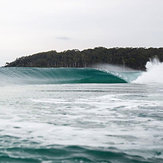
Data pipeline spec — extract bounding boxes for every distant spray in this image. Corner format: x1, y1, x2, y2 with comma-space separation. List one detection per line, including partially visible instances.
134, 58, 163, 84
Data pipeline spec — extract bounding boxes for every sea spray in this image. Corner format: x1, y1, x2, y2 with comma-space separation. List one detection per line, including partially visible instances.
93, 64, 141, 83
134, 58, 163, 84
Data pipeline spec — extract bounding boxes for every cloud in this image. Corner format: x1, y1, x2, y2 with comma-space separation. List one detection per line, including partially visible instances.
56, 37, 71, 40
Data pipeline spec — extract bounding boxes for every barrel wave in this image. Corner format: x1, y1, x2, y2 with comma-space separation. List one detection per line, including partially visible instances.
0, 67, 128, 85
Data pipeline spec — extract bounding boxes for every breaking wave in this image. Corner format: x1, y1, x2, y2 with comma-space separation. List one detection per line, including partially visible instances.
2, 59, 162, 85
134, 58, 163, 84
0, 67, 136, 85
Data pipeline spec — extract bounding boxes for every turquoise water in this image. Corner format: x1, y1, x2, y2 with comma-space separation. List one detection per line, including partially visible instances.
0, 67, 163, 163
0, 67, 129, 84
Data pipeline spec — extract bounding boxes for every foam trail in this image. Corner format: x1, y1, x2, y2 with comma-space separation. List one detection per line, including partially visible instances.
134, 58, 163, 84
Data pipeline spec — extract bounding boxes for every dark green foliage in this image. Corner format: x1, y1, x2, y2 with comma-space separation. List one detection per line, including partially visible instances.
5, 47, 163, 70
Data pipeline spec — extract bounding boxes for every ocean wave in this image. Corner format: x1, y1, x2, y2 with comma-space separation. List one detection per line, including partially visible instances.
0, 67, 128, 85
0, 145, 161, 163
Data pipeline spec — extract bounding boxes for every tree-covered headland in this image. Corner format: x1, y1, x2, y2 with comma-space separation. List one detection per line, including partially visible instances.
5, 47, 163, 70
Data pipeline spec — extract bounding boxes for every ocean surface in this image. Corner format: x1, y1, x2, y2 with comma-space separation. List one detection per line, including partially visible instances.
0, 60, 163, 163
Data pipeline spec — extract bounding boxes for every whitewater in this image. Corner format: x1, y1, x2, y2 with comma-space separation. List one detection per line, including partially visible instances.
0, 60, 163, 163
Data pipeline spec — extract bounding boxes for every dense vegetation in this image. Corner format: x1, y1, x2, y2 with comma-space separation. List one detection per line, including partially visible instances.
5, 47, 163, 70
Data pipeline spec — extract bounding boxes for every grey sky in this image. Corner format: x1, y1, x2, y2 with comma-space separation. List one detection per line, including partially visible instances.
0, 0, 163, 66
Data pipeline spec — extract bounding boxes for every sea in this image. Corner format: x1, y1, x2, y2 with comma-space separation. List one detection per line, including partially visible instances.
0, 59, 163, 163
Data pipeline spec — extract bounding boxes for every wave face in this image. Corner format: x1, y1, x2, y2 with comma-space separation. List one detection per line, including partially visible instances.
0, 67, 129, 85
134, 58, 163, 84
0, 145, 159, 163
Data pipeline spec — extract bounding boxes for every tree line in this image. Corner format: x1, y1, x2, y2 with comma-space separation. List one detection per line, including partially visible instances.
5, 47, 163, 70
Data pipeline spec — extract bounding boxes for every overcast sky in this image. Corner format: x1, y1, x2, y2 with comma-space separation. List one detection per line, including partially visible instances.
0, 0, 163, 66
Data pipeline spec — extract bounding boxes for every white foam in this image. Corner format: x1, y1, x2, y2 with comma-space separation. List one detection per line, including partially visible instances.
134, 58, 163, 84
